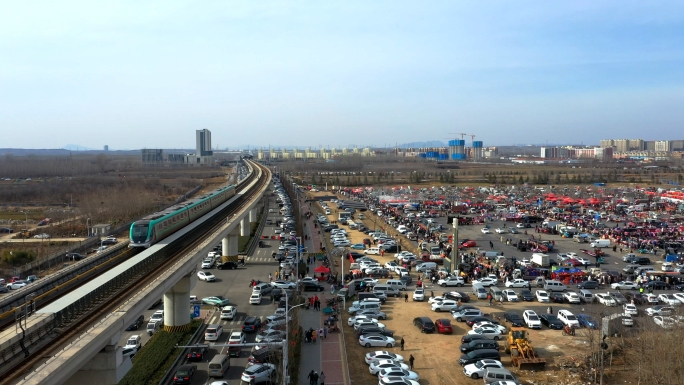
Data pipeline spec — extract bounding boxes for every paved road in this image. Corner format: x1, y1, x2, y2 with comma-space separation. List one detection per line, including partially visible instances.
115, 192, 282, 385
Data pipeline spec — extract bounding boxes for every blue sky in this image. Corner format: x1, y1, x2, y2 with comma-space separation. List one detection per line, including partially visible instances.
1, 1, 683, 150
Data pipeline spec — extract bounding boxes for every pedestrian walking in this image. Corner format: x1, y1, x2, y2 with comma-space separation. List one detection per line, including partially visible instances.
319, 327, 324, 340
409, 355, 415, 369
320, 372, 326, 385
400, 337, 405, 351
268, 273, 272, 282
313, 372, 319, 385
404, 294, 408, 302
312, 330, 317, 343
547, 306, 553, 315
323, 326, 327, 339
308, 370, 315, 385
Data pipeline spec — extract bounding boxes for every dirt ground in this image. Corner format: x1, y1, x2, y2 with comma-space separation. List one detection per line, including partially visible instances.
309, 191, 593, 385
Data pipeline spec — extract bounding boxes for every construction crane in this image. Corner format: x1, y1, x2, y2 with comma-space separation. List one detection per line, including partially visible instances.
449, 133, 467, 140
468, 134, 476, 146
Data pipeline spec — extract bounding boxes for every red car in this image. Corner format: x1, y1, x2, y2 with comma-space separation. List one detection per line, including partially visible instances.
564, 259, 583, 267
435, 318, 453, 334
460, 240, 477, 248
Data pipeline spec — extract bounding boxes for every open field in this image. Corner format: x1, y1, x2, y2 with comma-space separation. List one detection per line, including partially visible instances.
270, 156, 684, 188
0, 153, 237, 273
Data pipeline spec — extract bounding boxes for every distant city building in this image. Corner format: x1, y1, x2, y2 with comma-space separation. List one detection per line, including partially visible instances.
655, 140, 672, 152
613, 139, 629, 153
196, 129, 213, 156
257, 147, 375, 160
629, 139, 645, 151
141, 149, 165, 166
601, 138, 684, 154
104, 145, 109, 151
540, 146, 612, 160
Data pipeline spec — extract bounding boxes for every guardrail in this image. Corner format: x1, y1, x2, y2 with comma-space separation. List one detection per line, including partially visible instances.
157, 320, 207, 385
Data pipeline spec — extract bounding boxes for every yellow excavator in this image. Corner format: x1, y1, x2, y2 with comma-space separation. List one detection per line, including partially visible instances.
504, 328, 546, 370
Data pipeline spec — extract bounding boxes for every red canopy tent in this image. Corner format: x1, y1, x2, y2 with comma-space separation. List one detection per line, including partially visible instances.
314, 265, 331, 281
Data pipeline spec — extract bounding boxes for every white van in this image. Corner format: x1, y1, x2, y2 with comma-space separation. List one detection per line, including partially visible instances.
590, 239, 611, 248
208, 354, 230, 377
373, 285, 401, 298
544, 280, 567, 292
386, 279, 407, 291
635, 266, 655, 275
364, 247, 381, 255
348, 302, 381, 314
358, 213, 365, 219
471, 283, 488, 299
416, 262, 437, 272
483, 367, 518, 384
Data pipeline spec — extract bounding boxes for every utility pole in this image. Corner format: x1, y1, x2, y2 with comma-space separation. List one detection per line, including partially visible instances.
452, 218, 458, 273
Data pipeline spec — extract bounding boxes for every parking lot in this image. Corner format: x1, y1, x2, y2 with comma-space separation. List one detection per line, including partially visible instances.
308, 189, 683, 385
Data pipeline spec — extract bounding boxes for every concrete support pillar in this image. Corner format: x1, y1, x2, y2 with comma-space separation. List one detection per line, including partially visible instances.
240, 216, 249, 237
65, 336, 130, 385
163, 273, 193, 331
249, 207, 258, 224
223, 227, 240, 262
222, 237, 229, 258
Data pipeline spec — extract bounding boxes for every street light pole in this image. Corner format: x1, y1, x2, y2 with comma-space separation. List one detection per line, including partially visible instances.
297, 236, 302, 267
86, 217, 91, 238
21, 211, 27, 243
452, 218, 458, 274
283, 295, 305, 385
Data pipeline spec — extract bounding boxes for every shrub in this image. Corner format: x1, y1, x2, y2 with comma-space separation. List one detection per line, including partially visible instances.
1, 250, 36, 265
119, 320, 201, 385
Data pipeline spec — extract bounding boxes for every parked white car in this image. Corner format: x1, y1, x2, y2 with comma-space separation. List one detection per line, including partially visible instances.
197, 271, 216, 282
437, 277, 465, 287
502, 289, 519, 302
595, 293, 617, 306
563, 292, 581, 304
431, 300, 459, 312
359, 335, 396, 348
535, 290, 550, 302
523, 310, 542, 329
505, 279, 530, 288
623, 304, 638, 316
658, 294, 682, 306
462, 359, 504, 379
611, 281, 638, 290
557, 310, 580, 328
368, 359, 410, 375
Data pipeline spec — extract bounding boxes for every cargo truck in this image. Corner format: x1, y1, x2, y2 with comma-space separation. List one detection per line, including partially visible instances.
531, 253, 550, 267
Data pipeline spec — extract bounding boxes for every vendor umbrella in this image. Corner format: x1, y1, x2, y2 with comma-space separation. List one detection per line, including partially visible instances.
314, 265, 330, 273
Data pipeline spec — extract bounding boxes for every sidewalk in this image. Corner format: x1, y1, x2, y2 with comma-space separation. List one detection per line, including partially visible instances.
297, 195, 348, 385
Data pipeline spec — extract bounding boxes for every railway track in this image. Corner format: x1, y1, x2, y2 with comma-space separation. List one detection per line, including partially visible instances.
0, 161, 270, 385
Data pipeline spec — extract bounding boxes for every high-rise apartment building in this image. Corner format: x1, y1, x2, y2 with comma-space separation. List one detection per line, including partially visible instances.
628, 139, 644, 151
655, 141, 672, 152
196, 129, 213, 156
613, 139, 629, 153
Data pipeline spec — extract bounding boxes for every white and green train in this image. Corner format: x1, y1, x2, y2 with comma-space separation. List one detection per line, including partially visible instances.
129, 184, 237, 248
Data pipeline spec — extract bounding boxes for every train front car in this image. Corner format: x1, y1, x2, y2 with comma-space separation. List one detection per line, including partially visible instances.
129, 220, 153, 248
